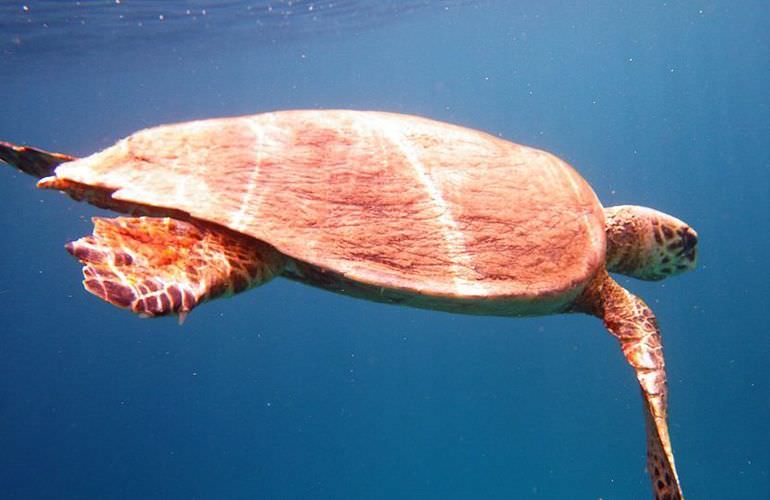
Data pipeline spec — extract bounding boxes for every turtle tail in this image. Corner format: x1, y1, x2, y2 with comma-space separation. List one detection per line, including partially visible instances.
0, 141, 75, 179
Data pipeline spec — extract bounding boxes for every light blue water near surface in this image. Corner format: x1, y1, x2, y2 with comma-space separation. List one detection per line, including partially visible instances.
0, 1, 768, 498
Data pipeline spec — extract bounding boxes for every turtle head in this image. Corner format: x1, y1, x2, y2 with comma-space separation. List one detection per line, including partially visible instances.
604, 205, 698, 281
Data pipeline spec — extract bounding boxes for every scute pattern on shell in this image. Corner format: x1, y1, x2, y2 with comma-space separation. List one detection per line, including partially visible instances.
50, 110, 606, 303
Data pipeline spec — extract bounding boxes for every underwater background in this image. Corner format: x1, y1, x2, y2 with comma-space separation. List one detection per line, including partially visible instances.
0, 1, 768, 498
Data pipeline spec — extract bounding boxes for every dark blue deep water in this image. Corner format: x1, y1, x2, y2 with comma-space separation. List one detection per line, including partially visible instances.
1, 1, 768, 498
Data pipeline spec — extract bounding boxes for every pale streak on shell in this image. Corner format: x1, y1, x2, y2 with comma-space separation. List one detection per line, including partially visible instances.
368, 113, 487, 297
229, 116, 268, 232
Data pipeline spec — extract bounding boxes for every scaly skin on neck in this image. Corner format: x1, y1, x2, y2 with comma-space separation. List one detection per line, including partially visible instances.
604, 205, 697, 281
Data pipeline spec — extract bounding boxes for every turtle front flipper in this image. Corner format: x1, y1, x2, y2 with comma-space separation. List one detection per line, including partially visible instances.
0, 141, 75, 178
578, 270, 684, 499
66, 217, 285, 320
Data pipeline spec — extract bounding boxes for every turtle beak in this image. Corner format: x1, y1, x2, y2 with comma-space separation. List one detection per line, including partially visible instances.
678, 227, 698, 263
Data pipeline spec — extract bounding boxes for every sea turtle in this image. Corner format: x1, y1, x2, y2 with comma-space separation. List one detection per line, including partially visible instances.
1, 110, 696, 499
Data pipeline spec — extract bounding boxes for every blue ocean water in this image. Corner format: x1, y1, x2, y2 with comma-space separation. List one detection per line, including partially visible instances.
0, 1, 768, 498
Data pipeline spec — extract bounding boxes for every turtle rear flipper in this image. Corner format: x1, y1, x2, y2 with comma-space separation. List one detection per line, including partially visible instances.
0, 141, 74, 178
66, 217, 285, 319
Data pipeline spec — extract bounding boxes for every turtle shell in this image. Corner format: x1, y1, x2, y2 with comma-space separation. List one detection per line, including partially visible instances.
48, 110, 606, 305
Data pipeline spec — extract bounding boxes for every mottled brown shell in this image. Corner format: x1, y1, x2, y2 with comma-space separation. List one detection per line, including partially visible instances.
45, 110, 606, 304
